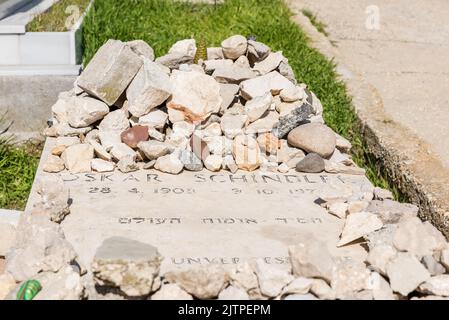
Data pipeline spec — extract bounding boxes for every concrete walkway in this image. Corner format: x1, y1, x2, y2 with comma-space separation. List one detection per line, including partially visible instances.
288, 0, 449, 169
286, 0, 449, 235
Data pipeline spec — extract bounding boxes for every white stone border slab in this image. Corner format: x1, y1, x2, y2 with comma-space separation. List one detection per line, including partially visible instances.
0, 0, 93, 75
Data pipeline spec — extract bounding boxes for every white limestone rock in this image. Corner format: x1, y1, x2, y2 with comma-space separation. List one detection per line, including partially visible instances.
419, 275, 449, 297
165, 265, 228, 299
61, 144, 94, 174
154, 153, 183, 175
338, 211, 383, 247
386, 252, 430, 296
254, 260, 293, 298
138, 109, 168, 129
218, 285, 250, 300
0, 273, 16, 300
240, 71, 296, 100
43, 155, 65, 173
151, 283, 193, 300
167, 70, 222, 123
34, 266, 84, 300
91, 159, 115, 173
366, 245, 397, 276
127, 39, 155, 60
253, 51, 284, 75
221, 114, 248, 139
66, 96, 109, 128
98, 109, 129, 132
221, 35, 247, 60
204, 154, 223, 172
245, 93, 272, 122
138, 141, 173, 160
110, 143, 136, 162
126, 59, 172, 117
168, 39, 197, 58
289, 234, 334, 283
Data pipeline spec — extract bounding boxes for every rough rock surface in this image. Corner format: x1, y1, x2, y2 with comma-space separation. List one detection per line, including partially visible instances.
92, 237, 162, 297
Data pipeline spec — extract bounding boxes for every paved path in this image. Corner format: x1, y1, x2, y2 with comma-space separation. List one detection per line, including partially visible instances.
287, 0, 449, 170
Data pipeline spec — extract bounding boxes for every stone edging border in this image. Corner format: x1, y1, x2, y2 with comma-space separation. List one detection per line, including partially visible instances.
287, 8, 449, 238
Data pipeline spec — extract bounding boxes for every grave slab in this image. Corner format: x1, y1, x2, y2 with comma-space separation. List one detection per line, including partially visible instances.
26, 138, 373, 273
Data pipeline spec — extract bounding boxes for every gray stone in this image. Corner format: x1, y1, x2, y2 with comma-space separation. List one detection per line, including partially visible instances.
366, 245, 397, 276
126, 59, 172, 117
287, 123, 337, 158
165, 265, 228, 299
289, 234, 334, 283
422, 255, 446, 276
295, 153, 325, 173
331, 259, 371, 299
207, 47, 224, 60
6, 216, 77, 282
213, 65, 256, 84
366, 199, 419, 224
281, 277, 314, 296
155, 52, 193, 69
393, 216, 447, 258
278, 60, 297, 84
368, 272, 395, 300
373, 187, 394, 200
92, 236, 162, 297
310, 279, 336, 300
127, 40, 155, 61
273, 103, 314, 138
221, 35, 247, 60
247, 40, 271, 65
77, 40, 143, 105
180, 149, 203, 171
386, 252, 430, 296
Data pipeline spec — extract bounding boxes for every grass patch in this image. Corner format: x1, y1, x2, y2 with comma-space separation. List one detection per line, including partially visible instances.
27, 0, 91, 32
82, 0, 400, 198
0, 139, 41, 210
302, 9, 329, 37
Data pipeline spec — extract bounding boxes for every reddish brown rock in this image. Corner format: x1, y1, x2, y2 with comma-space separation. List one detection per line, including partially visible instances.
190, 134, 210, 161
121, 125, 149, 148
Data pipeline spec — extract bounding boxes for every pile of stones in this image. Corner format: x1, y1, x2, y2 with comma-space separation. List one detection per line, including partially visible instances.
1, 178, 449, 300
42, 35, 359, 176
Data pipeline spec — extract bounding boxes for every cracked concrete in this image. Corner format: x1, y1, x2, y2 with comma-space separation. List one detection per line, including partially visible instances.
286, 0, 449, 236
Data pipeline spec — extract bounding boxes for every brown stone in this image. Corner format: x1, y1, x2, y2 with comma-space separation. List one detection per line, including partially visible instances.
121, 125, 149, 148
190, 134, 210, 161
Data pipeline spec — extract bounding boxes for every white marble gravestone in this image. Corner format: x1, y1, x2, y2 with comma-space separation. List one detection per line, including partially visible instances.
26, 138, 373, 273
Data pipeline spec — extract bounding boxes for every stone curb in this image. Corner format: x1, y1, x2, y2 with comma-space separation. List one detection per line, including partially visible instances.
286, 6, 449, 238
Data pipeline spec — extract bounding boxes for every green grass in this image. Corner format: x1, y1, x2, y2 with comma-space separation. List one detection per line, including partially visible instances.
27, 0, 91, 32
82, 0, 400, 198
302, 9, 329, 37
0, 139, 41, 210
